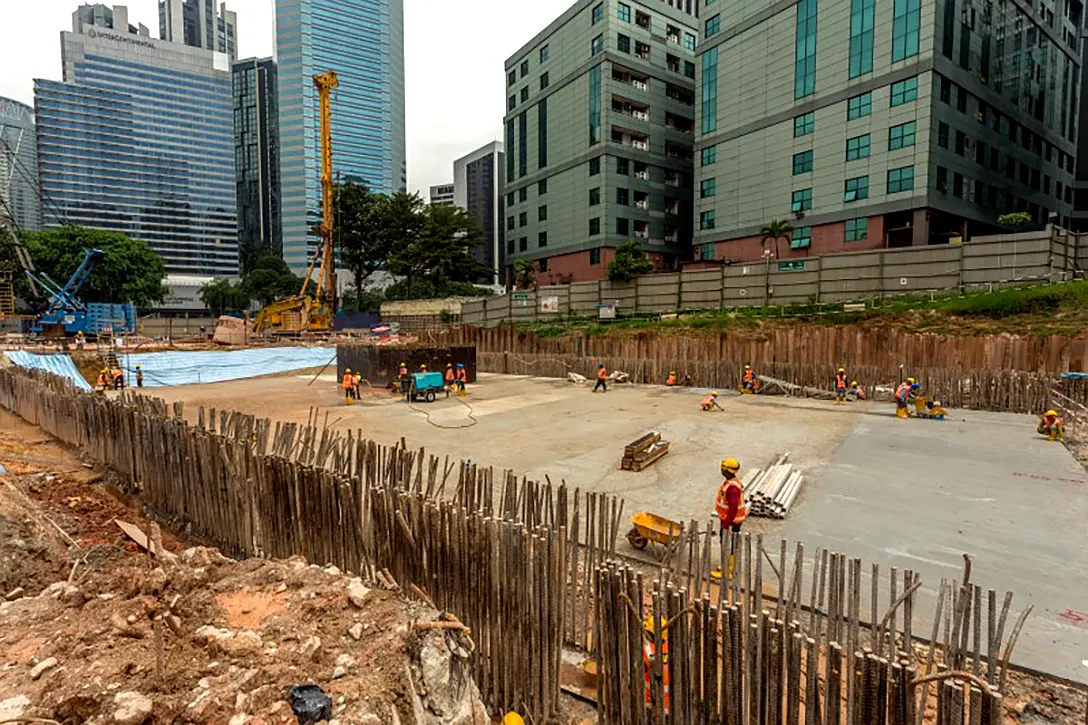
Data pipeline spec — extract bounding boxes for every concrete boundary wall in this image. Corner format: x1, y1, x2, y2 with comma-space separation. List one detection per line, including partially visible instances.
462, 229, 1085, 326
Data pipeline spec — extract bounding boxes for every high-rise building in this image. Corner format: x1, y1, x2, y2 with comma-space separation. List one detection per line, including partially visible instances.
429, 184, 454, 206
234, 57, 281, 268
694, 0, 1081, 263
276, 0, 406, 273
0, 97, 42, 233
159, 0, 237, 61
502, 0, 698, 285
35, 4, 238, 276
1073, 27, 1088, 231
453, 141, 505, 285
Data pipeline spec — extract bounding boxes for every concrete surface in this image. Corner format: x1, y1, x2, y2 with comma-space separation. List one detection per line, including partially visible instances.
142, 373, 1088, 682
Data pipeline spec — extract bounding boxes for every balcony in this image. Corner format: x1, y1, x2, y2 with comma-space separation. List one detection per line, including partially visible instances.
665, 230, 679, 244
613, 127, 651, 151
633, 221, 650, 239
667, 25, 682, 45
635, 41, 651, 60
612, 65, 650, 92
612, 95, 650, 121
665, 171, 681, 187
633, 164, 650, 181
665, 112, 694, 134
665, 142, 692, 160
634, 190, 650, 209
636, 10, 650, 28
665, 199, 680, 214
665, 83, 694, 106
667, 54, 681, 73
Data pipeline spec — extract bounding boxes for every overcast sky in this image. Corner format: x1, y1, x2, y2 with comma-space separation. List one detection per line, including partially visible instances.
0, 0, 572, 200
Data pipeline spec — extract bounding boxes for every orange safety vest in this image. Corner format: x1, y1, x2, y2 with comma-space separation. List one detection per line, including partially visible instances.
597, 367, 607, 380
895, 383, 911, 401
445, 368, 455, 382
643, 640, 670, 710
715, 479, 748, 524
743, 369, 754, 383
112, 368, 122, 380
398, 365, 408, 377
1045, 415, 1063, 427
701, 394, 716, 408
97, 373, 109, 387
835, 373, 847, 390
456, 368, 467, 381
666, 373, 676, 385
342, 373, 354, 390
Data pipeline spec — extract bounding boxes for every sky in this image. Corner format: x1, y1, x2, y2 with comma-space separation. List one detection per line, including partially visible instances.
0, 0, 574, 200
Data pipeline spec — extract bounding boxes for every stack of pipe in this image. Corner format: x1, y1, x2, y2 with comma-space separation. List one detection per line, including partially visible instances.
741, 453, 806, 519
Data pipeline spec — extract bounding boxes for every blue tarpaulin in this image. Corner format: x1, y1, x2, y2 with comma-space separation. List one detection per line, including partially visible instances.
119, 347, 336, 387
5, 351, 93, 391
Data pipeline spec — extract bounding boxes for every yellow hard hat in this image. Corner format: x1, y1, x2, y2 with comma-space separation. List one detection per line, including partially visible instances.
744, 364, 751, 369
345, 368, 351, 373
643, 616, 668, 635
838, 367, 845, 373
502, 713, 525, 725
669, 370, 676, 375
711, 391, 718, 397
907, 377, 915, 384
447, 363, 453, 367
1046, 409, 1058, 417
720, 458, 740, 474
851, 380, 858, 386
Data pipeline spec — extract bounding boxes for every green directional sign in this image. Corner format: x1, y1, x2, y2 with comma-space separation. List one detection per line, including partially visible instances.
777, 260, 805, 272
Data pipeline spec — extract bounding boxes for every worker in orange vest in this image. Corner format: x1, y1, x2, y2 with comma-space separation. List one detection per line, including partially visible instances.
96, 368, 110, 390
111, 367, 124, 390
715, 458, 748, 535
642, 616, 670, 712
342, 368, 355, 401
665, 371, 677, 386
455, 363, 468, 395
352, 370, 363, 399
701, 391, 722, 411
741, 365, 757, 394
593, 363, 608, 393
398, 362, 410, 394
1037, 410, 1065, 441
895, 378, 914, 418
834, 367, 848, 405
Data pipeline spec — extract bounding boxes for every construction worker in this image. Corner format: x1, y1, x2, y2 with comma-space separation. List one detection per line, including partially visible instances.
715, 458, 748, 535
680, 372, 696, 387
834, 367, 848, 405
96, 368, 110, 390
445, 363, 456, 391
74, 331, 85, 350
642, 616, 670, 712
741, 365, 758, 394
353, 370, 363, 400
1037, 410, 1065, 442
894, 378, 914, 418
342, 368, 355, 401
398, 362, 410, 394
701, 391, 723, 411
847, 380, 865, 401
419, 363, 429, 373
665, 371, 677, 386
455, 363, 468, 394
135, 365, 144, 388
111, 366, 124, 390
593, 362, 608, 393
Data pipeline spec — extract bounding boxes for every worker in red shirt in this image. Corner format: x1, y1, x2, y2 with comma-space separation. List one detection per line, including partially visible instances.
715, 458, 748, 534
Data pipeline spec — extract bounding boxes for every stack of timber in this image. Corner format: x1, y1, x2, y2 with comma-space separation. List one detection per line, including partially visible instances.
757, 373, 836, 399
742, 453, 805, 518
621, 431, 670, 472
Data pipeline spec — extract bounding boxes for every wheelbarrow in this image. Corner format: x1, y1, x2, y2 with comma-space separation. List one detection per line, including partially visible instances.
626, 511, 684, 551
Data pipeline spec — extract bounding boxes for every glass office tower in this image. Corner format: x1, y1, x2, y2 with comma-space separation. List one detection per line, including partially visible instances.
275, 0, 406, 272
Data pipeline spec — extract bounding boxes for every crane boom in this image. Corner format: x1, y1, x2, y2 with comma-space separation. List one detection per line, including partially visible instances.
313, 70, 338, 313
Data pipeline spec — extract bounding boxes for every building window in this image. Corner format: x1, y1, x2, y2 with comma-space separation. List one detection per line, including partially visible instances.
540, 45, 549, 63
518, 111, 527, 177
590, 248, 601, 265
892, 0, 921, 61
956, 85, 967, 113
520, 237, 528, 252
701, 146, 717, 165
890, 76, 918, 106
589, 157, 601, 175
589, 65, 601, 143
791, 226, 812, 249
589, 187, 601, 205
706, 14, 720, 37
520, 60, 529, 77
844, 175, 869, 201
521, 87, 529, 102
538, 179, 548, 194
844, 217, 868, 241
507, 216, 515, 231
937, 122, 949, 148
539, 232, 548, 247
952, 172, 963, 198
540, 72, 550, 89
685, 32, 696, 51
508, 70, 517, 86
539, 205, 548, 221
954, 129, 966, 156
538, 98, 548, 168
847, 92, 871, 119
940, 76, 951, 103
701, 48, 718, 134
519, 211, 527, 227
700, 210, 716, 229
617, 188, 629, 205
506, 191, 515, 206
508, 95, 516, 111
539, 257, 549, 271
794, 0, 818, 99
887, 165, 914, 193
791, 188, 812, 212
792, 150, 813, 174
700, 178, 717, 197
888, 121, 915, 150
846, 134, 870, 161
618, 2, 631, 21
616, 218, 629, 235
700, 242, 715, 260
618, 34, 631, 53
848, 0, 875, 78
592, 3, 603, 23
591, 34, 604, 55
685, 61, 696, 79
506, 119, 515, 182
793, 112, 815, 137
507, 238, 515, 254
617, 157, 629, 174
519, 187, 528, 202
589, 218, 601, 235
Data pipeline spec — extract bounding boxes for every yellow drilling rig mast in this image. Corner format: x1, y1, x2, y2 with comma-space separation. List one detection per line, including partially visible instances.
253, 70, 339, 335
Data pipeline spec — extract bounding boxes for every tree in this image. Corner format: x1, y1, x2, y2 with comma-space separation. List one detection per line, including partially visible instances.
199, 277, 249, 316
240, 254, 304, 306
335, 182, 392, 310
998, 212, 1033, 232
759, 219, 794, 260
381, 191, 429, 297
513, 259, 538, 290
607, 241, 654, 283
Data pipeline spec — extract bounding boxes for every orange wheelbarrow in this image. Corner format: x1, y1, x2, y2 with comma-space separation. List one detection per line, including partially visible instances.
626, 511, 684, 551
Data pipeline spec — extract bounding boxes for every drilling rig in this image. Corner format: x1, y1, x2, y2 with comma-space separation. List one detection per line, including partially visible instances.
253, 70, 339, 335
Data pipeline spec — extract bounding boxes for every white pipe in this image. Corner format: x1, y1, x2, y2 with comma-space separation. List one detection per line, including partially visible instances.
766, 465, 792, 500
782, 474, 805, 510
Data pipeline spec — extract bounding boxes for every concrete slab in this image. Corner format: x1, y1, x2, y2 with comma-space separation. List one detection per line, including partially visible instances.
775, 407, 1088, 684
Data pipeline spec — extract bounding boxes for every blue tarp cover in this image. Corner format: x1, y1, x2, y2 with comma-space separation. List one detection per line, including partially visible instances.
119, 347, 336, 387
5, 351, 93, 391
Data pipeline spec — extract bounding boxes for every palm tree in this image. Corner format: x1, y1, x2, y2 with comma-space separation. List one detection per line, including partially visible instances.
760, 219, 794, 260
512, 259, 538, 290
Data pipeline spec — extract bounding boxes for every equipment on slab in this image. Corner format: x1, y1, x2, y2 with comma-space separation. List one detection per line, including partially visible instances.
407, 371, 449, 403
741, 453, 806, 519
626, 511, 684, 551
913, 394, 947, 420
621, 431, 670, 471
252, 70, 339, 336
